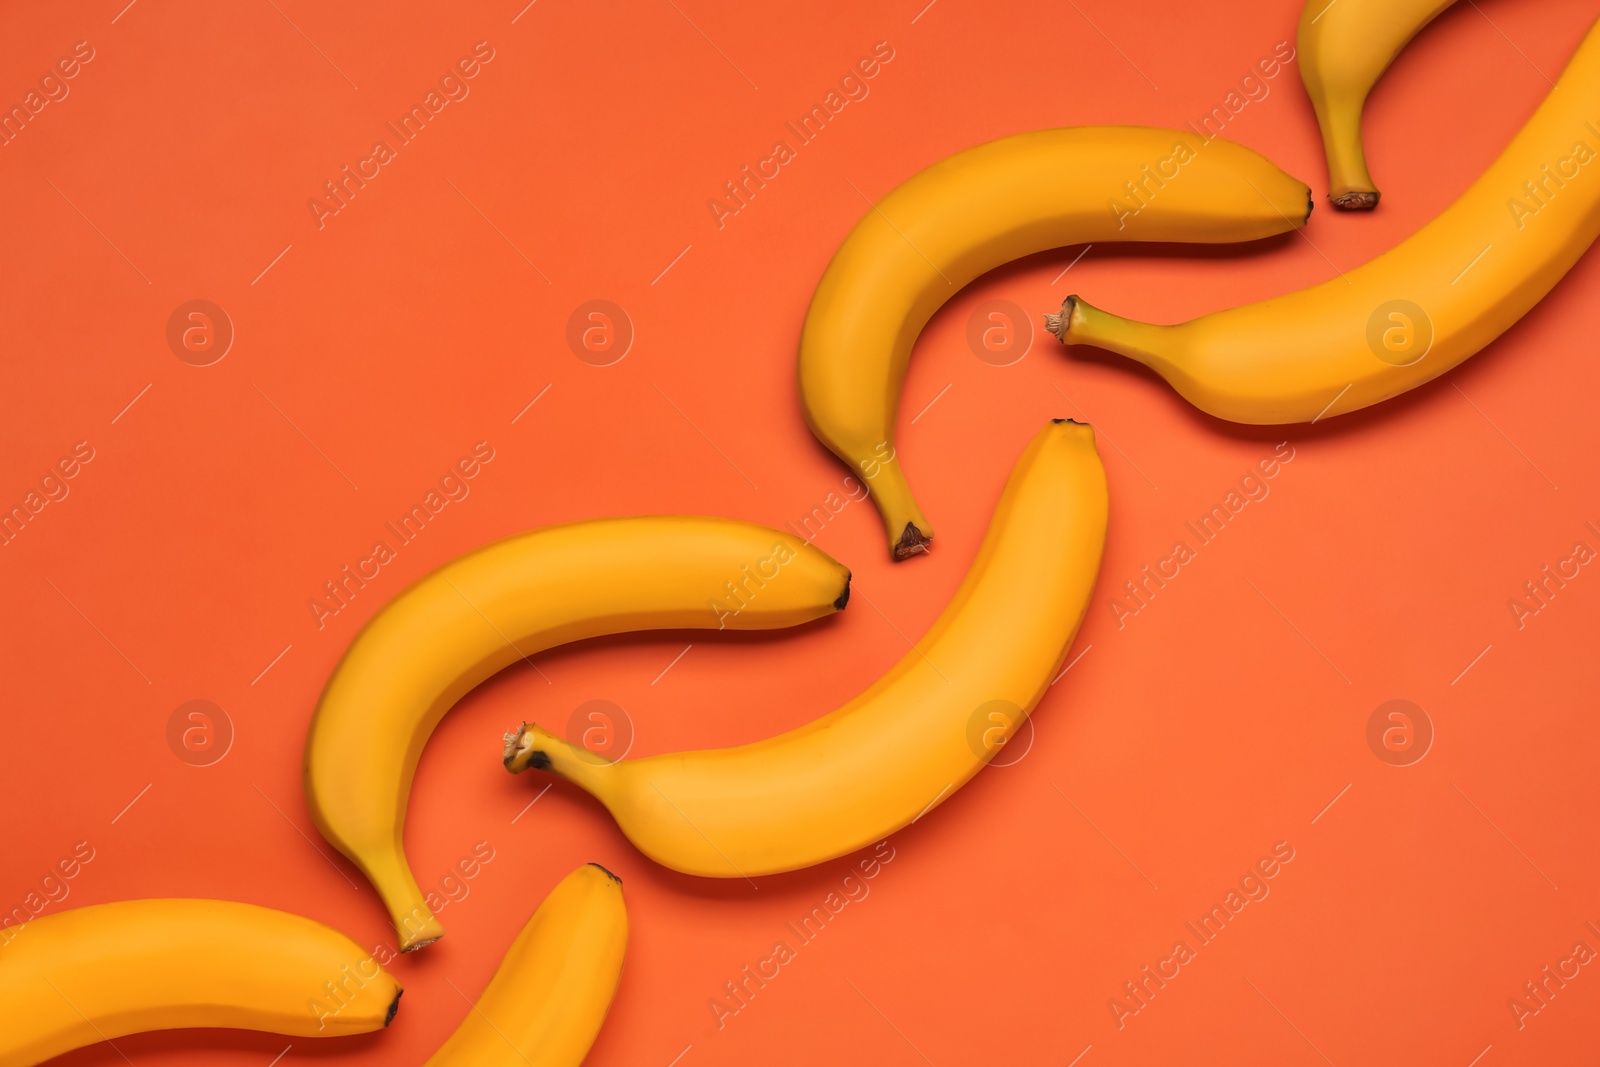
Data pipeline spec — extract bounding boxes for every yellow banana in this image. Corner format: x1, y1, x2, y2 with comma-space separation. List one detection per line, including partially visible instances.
426, 864, 627, 1066
1046, 16, 1600, 425
797, 125, 1309, 560
1298, 0, 1458, 209
504, 421, 1106, 877
304, 517, 851, 951
0, 899, 399, 1067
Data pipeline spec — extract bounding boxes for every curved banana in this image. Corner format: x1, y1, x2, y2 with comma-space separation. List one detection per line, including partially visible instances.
305, 517, 851, 951
798, 125, 1308, 560
1298, 0, 1458, 209
0, 899, 399, 1067
504, 421, 1106, 877
1046, 16, 1600, 425
426, 864, 627, 1066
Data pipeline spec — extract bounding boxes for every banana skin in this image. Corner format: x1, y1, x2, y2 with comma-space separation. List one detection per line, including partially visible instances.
304, 516, 851, 951
0, 899, 400, 1067
505, 421, 1107, 878
425, 864, 627, 1066
1298, 0, 1459, 209
1048, 16, 1600, 425
798, 125, 1309, 560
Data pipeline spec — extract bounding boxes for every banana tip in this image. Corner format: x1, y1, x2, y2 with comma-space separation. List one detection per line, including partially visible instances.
385, 988, 403, 1026
892, 523, 932, 561
1043, 296, 1075, 344
833, 575, 851, 611
1331, 190, 1379, 211
588, 862, 623, 885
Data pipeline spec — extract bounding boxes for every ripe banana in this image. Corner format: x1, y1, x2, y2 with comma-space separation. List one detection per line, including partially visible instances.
1046, 15, 1600, 425
798, 125, 1309, 560
504, 421, 1106, 877
1298, 0, 1458, 209
304, 517, 851, 951
0, 899, 399, 1067
426, 864, 627, 1066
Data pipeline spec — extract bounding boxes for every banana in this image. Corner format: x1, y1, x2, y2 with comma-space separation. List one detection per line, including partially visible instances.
304, 517, 851, 951
426, 864, 627, 1066
1046, 16, 1600, 425
798, 125, 1308, 560
0, 899, 399, 1067
1298, 0, 1458, 209
504, 421, 1106, 877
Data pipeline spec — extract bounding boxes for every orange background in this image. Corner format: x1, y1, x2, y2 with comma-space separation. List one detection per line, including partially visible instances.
3, 0, 1598, 1063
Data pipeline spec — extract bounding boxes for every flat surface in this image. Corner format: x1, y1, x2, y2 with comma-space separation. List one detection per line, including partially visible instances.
1, 1, 1597, 1064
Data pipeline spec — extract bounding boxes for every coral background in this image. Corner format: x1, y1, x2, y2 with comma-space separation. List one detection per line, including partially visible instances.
2, 0, 1597, 1063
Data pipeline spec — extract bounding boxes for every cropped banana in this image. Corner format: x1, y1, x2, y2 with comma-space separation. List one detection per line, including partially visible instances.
798, 125, 1308, 560
305, 517, 851, 951
505, 421, 1106, 877
1047, 16, 1600, 425
0, 899, 399, 1067
426, 864, 627, 1066
1298, 0, 1458, 209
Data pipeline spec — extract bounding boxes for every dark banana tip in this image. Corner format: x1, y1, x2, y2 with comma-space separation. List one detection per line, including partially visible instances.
833, 575, 851, 611
1331, 190, 1379, 211
385, 987, 403, 1026
893, 522, 931, 561
588, 862, 623, 885
1051, 418, 1087, 425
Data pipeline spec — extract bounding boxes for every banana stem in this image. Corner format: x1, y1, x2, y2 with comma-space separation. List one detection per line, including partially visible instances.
362, 851, 445, 952
503, 723, 615, 800
1045, 296, 1180, 378
859, 458, 933, 561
